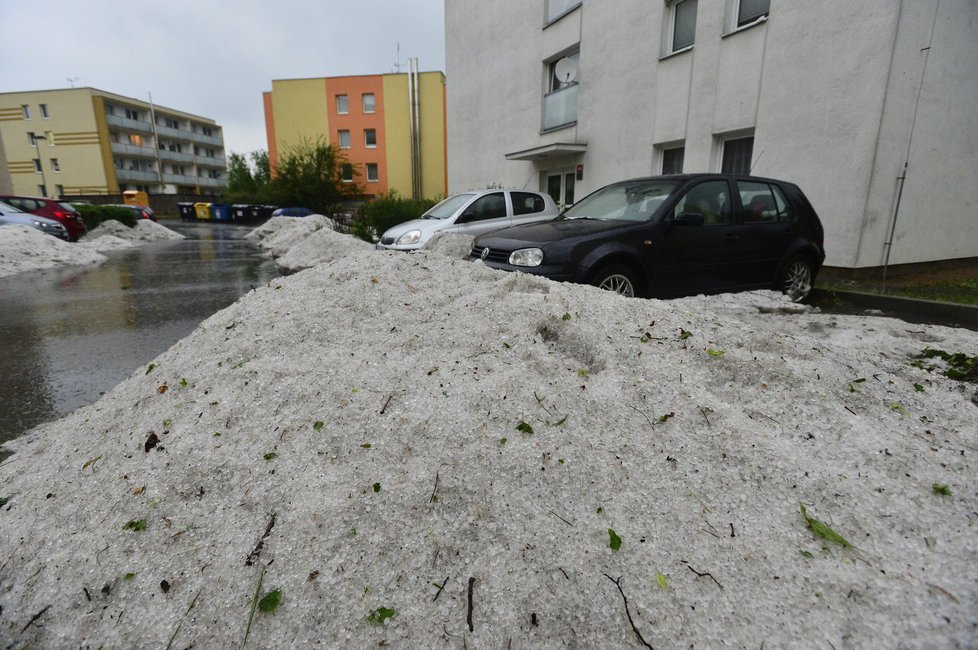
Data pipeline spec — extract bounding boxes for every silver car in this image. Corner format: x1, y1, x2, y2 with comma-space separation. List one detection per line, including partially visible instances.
376, 189, 560, 251
0, 200, 70, 240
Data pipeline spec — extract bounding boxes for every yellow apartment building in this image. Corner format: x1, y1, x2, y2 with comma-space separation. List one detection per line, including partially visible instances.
0, 88, 227, 198
263, 65, 446, 200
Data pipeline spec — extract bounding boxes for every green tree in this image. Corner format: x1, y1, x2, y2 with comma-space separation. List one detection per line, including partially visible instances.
267, 137, 358, 215
226, 152, 257, 198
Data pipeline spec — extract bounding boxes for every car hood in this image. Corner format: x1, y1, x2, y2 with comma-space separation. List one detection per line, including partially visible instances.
382, 217, 451, 240
475, 218, 629, 247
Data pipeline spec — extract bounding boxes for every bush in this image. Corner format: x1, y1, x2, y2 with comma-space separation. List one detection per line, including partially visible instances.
75, 204, 137, 230
361, 191, 438, 239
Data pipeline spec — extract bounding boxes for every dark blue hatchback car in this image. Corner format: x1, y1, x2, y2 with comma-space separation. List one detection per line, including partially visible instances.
271, 207, 316, 218
471, 174, 825, 302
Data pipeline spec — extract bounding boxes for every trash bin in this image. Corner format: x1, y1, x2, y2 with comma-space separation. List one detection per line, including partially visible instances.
177, 202, 195, 222
211, 203, 231, 221
260, 205, 278, 220
194, 202, 212, 220
231, 204, 251, 223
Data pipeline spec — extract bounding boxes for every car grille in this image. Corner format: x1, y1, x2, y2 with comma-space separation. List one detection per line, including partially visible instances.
469, 245, 510, 264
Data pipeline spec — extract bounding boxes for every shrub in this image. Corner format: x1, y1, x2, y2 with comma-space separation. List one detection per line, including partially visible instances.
361, 191, 438, 239
75, 204, 137, 230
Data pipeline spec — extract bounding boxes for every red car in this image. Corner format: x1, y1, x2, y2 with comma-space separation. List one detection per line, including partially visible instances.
0, 195, 87, 241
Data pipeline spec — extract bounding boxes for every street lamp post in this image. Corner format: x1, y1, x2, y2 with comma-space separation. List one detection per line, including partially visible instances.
34, 134, 48, 197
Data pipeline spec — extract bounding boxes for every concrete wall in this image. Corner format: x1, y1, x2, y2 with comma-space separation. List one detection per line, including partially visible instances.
445, 0, 978, 268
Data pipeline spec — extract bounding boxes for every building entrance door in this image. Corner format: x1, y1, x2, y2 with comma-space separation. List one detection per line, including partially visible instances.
545, 170, 576, 210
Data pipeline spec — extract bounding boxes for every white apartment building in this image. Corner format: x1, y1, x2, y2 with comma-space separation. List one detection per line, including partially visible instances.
445, 0, 978, 270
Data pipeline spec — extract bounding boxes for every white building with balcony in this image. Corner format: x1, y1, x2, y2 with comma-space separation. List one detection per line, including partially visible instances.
445, 0, 978, 271
0, 87, 227, 198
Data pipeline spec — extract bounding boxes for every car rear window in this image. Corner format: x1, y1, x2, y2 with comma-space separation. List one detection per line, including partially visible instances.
511, 192, 546, 216
737, 181, 795, 223
58, 202, 77, 212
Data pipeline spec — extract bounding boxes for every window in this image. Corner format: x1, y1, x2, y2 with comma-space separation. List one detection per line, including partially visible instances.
22, 105, 31, 119
737, 181, 794, 223
338, 130, 351, 148
28, 132, 36, 146
202, 126, 214, 137
336, 94, 349, 114
33, 158, 42, 172
362, 93, 375, 113
164, 117, 179, 128
737, 0, 769, 27
340, 163, 354, 183
364, 129, 377, 148
366, 163, 379, 182
671, 0, 697, 51
460, 192, 507, 222
51, 158, 60, 172
511, 192, 546, 216
720, 136, 754, 174
673, 180, 732, 226
546, 0, 581, 23
40, 104, 49, 118
662, 146, 685, 174
129, 134, 144, 146
124, 108, 139, 120
543, 51, 580, 130
56, 184, 64, 196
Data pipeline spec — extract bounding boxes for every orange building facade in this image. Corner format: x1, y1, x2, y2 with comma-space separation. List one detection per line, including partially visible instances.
263, 69, 446, 200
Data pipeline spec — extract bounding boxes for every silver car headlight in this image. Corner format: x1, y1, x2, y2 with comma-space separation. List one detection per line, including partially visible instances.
396, 230, 422, 245
509, 248, 543, 267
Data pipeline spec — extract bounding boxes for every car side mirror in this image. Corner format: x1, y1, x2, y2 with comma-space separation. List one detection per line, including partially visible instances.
674, 212, 705, 227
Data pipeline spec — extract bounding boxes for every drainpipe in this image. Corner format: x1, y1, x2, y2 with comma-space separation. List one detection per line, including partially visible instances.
148, 92, 164, 192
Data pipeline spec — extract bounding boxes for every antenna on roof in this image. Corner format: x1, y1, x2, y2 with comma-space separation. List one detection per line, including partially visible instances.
393, 42, 404, 73
67, 77, 79, 88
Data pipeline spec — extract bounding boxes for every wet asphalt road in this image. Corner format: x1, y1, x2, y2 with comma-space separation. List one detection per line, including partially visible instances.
0, 220, 279, 449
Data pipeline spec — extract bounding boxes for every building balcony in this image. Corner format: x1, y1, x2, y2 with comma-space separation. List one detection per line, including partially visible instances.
159, 149, 194, 163
197, 176, 227, 188
110, 142, 157, 158
191, 132, 223, 146
116, 168, 160, 183
196, 155, 227, 168
155, 124, 192, 140
542, 84, 579, 131
106, 114, 154, 134
162, 173, 198, 185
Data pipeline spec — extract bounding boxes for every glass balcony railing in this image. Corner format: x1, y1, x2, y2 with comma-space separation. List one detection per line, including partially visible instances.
110, 142, 157, 158
158, 149, 194, 163
116, 168, 159, 182
542, 84, 578, 131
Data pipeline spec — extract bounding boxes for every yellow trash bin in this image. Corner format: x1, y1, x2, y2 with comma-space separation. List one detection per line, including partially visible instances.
194, 202, 213, 220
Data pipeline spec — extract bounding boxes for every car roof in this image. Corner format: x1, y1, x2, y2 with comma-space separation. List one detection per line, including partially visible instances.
612, 173, 800, 187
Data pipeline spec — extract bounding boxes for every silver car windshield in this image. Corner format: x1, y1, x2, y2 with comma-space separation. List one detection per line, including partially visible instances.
423, 193, 477, 219
562, 180, 679, 222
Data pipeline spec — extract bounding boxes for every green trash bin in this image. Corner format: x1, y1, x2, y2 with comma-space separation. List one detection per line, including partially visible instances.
194, 202, 212, 221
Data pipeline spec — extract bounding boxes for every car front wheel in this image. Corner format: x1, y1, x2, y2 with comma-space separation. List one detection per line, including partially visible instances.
780, 256, 813, 302
591, 265, 639, 298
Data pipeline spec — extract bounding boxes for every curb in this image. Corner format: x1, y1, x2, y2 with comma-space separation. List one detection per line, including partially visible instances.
811, 288, 978, 330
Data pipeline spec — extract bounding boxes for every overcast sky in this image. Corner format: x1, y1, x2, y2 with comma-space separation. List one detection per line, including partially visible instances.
0, 0, 445, 156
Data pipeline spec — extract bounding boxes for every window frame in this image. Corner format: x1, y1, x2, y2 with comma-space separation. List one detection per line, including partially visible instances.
366, 163, 379, 183
545, 0, 581, 26
338, 130, 351, 149
670, 0, 697, 53
362, 93, 376, 114
542, 49, 581, 132
336, 94, 349, 115
719, 135, 755, 175
364, 129, 377, 148
661, 145, 685, 174
40, 104, 49, 119
340, 163, 355, 183
737, 0, 769, 27
22, 105, 31, 120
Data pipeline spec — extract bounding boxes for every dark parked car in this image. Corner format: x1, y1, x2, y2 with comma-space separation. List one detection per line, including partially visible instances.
0, 195, 87, 241
471, 174, 825, 301
108, 204, 157, 221
271, 207, 316, 218
0, 200, 70, 240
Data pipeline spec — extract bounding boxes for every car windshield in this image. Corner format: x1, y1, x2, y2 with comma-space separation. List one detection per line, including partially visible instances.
423, 193, 477, 219
562, 180, 679, 222
0, 201, 24, 213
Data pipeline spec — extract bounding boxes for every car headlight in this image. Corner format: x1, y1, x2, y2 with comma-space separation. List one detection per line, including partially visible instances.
509, 248, 543, 267
396, 230, 422, 245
